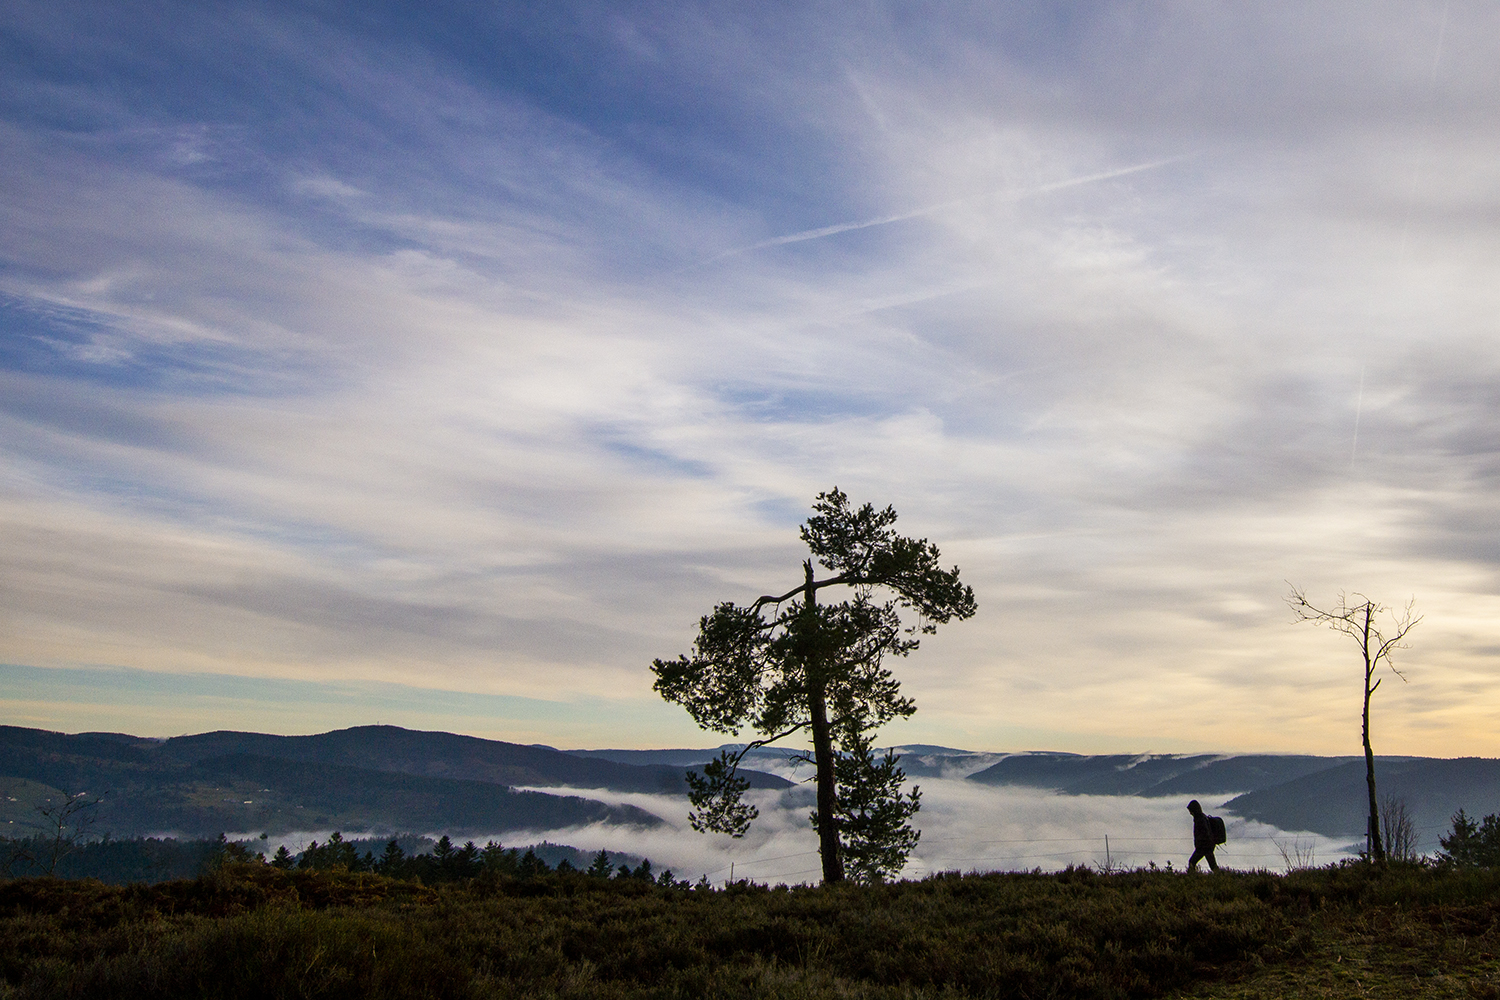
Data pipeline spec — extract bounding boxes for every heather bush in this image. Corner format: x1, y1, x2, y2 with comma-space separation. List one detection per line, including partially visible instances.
2, 863, 1497, 998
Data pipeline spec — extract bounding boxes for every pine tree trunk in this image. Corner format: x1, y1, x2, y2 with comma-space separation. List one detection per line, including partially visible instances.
804, 559, 845, 884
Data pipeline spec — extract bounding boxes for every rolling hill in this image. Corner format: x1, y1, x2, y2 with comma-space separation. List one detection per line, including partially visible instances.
966, 752, 1354, 797
154, 726, 791, 794
963, 750, 1500, 851
0, 724, 784, 839
9, 725, 1499, 852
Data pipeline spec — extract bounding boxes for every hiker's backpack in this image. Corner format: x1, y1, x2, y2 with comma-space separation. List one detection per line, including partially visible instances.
1208, 815, 1227, 846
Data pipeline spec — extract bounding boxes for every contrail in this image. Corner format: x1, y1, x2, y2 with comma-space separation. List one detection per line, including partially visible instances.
1350, 365, 1366, 469
703, 155, 1190, 264
1428, 2, 1450, 88
1396, 1, 1450, 265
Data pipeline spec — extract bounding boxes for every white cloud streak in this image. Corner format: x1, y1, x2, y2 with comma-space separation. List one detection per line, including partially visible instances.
703, 156, 1190, 262
1, 2, 1499, 756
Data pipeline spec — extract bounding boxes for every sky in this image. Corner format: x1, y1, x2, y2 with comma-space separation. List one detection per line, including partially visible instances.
3, 1, 1499, 757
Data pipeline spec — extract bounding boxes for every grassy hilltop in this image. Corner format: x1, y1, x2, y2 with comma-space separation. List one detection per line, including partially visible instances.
2, 862, 1499, 999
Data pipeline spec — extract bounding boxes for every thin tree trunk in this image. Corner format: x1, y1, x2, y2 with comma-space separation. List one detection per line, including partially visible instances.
803, 559, 845, 884
1362, 605, 1385, 864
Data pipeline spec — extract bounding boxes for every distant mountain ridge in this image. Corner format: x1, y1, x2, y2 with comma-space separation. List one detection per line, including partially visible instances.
566, 743, 1003, 779
157, 726, 791, 795
959, 750, 1500, 850
0, 724, 788, 840
7, 725, 1497, 851
965, 752, 1357, 797
1222, 758, 1500, 848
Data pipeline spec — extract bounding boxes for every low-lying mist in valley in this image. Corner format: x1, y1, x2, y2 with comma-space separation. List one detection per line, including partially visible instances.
235, 776, 1360, 885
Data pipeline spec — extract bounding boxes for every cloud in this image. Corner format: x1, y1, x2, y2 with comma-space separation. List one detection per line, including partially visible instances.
460, 778, 1358, 883
2, 1, 1500, 755
702, 156, 1189, 264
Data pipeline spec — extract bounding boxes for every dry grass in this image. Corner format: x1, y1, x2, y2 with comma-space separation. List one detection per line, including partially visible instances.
0, 861, 1496, 998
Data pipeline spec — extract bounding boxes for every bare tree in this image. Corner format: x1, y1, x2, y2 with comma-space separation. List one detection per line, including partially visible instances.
34, 791, 102, 876
1381, 793, 1419, 862
1287, 586, 1419, 864
1273, 837, 1316, 872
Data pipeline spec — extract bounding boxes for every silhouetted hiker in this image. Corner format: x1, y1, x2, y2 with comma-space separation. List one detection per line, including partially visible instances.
1186, 799, 1219, 871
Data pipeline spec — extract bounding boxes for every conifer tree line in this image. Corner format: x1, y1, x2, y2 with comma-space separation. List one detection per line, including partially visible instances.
2, 829, 705, 886
264, 833, 689, 886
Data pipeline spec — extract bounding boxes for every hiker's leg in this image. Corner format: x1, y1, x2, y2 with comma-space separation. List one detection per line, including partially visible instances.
1205, 849, 1219, 872
1188, 848, 1205, 871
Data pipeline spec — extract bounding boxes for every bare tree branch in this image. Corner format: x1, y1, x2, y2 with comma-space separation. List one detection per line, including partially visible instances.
1286, 583, 1420, 865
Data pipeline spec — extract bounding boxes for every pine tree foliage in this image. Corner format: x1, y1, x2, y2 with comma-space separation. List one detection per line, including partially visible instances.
652, 488, 975, 883
378, 839, 405, 872
1439, 809, 1500, 868
297, 831, 367, 871
814, 732, 921, 883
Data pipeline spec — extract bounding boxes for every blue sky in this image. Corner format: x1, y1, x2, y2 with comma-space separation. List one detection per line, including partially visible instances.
3, 1, 1499, 754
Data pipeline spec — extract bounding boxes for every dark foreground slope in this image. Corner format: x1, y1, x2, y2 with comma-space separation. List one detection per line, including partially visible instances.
3, 862, 1499, 999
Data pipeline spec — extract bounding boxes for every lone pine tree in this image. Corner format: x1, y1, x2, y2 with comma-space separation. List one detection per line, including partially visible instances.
652, 488, 976, 883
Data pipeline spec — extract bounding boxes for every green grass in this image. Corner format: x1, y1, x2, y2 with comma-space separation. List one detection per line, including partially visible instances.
2, 863, 1498, 998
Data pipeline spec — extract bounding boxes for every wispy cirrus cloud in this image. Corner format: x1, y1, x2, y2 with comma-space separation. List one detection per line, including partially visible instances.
705, 155, 1192, 263
2, 0, 1499, 756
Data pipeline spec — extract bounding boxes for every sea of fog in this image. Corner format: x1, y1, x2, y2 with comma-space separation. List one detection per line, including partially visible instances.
236, 762, 1360, 884
493, 779, 1358, 883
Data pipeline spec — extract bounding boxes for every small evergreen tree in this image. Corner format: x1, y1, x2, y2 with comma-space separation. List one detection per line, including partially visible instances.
210, 833, 262, 867
270, 845, 294, 870
481, 841, 520, 877
446, 840, 480, 880
816, 731, 920, 883
299, 831, 360, 871
632, 859, 653, 881
518, 848, 550, 877
377, 839, 406, 876
586, 849, 613, 878
1439, 810, 1500, 868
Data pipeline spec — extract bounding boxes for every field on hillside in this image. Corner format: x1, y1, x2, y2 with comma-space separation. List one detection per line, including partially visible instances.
2, 862, 1499, 999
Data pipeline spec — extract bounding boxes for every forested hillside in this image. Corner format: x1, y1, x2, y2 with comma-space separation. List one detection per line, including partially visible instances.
964, 751, 1500, 848
0, 725, 728, 838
